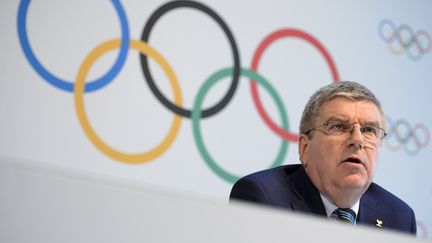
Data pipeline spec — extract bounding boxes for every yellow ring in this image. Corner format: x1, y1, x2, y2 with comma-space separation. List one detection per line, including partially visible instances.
387, 32, 404, 55
74, 39, 182, 163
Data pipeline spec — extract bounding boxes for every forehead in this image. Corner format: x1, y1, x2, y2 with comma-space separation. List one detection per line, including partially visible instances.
317, 97, 382, 123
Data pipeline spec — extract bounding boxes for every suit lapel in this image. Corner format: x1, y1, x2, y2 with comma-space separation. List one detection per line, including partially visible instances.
289, 166, 327, 217
358, 186, 388, 229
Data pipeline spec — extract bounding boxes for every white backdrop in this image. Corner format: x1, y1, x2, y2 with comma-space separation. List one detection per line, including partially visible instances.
1, 0, 431, 239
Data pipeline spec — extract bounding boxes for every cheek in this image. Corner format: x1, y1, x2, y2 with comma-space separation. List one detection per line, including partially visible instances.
314, 142, 339, 162
366, 148, 380, 176
307, 144, 335, 170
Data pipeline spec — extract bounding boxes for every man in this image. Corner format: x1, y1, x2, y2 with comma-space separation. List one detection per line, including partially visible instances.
230, 81, 416, 235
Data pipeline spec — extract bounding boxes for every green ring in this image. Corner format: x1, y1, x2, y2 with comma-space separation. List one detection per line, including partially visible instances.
192, 67, 289, 183
402, 140, 420, 156
406, 44, 422, 61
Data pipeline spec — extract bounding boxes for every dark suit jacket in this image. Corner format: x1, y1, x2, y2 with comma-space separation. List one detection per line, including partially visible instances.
230, 164, 416, 235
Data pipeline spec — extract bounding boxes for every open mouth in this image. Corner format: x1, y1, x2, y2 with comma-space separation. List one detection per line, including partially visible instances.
341, 157, 363, 165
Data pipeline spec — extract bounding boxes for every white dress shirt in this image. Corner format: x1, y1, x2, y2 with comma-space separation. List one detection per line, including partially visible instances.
320, 193, 360, 224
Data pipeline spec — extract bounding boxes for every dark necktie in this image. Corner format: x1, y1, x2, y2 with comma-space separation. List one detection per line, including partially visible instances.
330, 208, 356, 224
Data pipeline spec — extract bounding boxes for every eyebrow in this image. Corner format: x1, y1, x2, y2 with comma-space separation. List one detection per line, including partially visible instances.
324, 116, 381, 127
362, 121, 381, 127
323, 116, 349, 123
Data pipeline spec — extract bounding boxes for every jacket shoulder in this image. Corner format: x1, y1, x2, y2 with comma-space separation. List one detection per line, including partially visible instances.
229, 164, 302, 204
366, 182, 414, 211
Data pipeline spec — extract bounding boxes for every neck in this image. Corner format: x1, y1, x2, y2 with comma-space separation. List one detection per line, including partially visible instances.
323, 189, 362, 208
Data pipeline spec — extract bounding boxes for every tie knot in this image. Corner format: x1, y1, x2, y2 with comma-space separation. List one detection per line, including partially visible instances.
331, 208, 356, 224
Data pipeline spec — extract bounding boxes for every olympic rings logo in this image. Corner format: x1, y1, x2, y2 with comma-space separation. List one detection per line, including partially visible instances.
378, 19, 432, 60
384, 116, 430, 156
18, 0, 339, 183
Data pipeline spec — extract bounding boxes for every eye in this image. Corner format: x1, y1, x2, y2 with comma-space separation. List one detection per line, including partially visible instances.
328, 122, 348, 132
362, 126, 377, 135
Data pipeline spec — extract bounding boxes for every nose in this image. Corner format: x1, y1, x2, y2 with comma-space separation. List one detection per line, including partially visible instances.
348, 124, 364, 149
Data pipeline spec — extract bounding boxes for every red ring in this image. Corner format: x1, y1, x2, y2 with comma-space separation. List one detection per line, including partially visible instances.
416, 30, 432, 53
413, 123, 430, 148
250, 28, 339, 142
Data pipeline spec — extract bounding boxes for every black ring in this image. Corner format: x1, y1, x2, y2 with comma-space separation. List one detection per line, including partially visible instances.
393, 119, 413, 144
397, 24, 416, 49
140, 0, 240, 118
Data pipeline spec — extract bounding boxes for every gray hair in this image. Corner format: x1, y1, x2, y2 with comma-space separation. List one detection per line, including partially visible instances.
299, 81, 386, 138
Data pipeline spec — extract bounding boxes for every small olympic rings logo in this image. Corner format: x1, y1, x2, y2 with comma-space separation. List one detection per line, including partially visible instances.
17, 0, 339, 183
384, 116, 430, 156
378, 19, 432, 60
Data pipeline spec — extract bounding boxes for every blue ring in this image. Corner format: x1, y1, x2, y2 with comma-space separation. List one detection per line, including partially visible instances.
378, 19, 397, 43
17, 0, 129, 92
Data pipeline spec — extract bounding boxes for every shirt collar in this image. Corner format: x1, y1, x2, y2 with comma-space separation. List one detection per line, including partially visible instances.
320, 193, 360, 221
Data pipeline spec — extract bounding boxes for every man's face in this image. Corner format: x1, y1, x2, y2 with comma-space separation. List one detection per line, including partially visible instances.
299, 97, 383, 199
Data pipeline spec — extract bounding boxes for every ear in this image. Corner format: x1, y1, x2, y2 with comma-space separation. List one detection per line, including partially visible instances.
298, 134, 309, 168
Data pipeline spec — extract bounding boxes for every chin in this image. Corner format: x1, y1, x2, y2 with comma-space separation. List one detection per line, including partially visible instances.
340, 175, 370, 190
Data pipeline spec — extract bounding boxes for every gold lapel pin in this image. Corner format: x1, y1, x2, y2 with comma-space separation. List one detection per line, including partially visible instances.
376, 219, 383, 228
